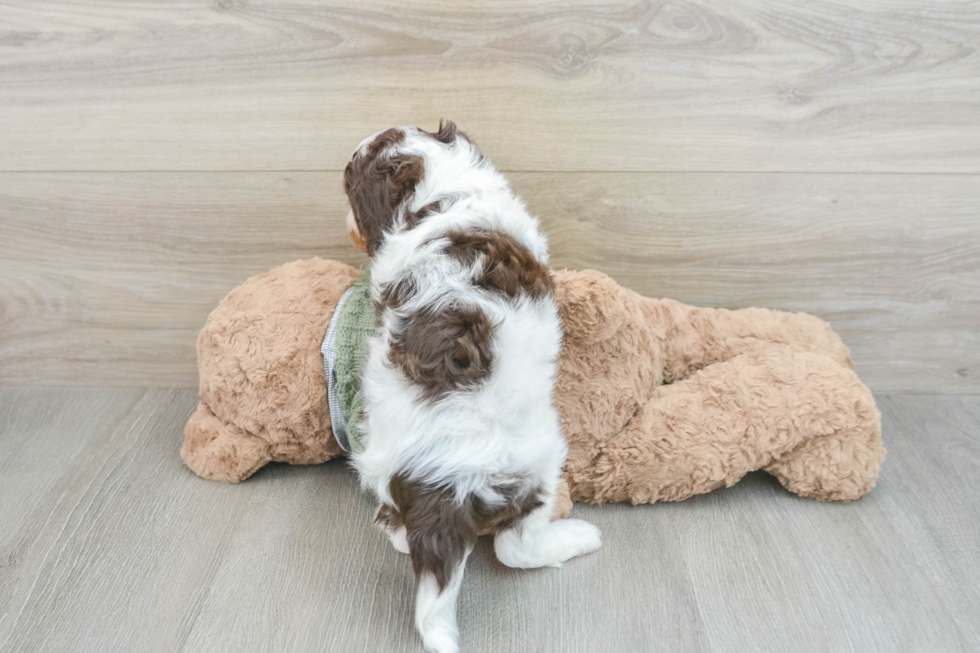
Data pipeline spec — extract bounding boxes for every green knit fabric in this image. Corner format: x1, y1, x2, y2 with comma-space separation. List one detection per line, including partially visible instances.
334, 271, 376, 454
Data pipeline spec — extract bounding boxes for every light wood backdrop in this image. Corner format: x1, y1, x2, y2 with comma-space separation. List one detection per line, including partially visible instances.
0, 0, 978, 393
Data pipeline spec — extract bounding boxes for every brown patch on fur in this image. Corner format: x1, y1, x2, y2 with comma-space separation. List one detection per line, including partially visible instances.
420, 119, 461, 145
472, 485, 545, 534
373, 276, 417, 327
370, 127, 404, 154
374, 503, 402, 533
378, 276, 415, 311
380, 475, 543, 590
420, 119, 485, 164
445, 230, 554, 299
405, 200, 441, 230
388, 303, 494, 401
343, 128, 425, 255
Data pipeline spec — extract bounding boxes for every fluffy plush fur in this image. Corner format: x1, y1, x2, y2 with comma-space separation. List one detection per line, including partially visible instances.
182, 257, 355, 482
184, 261, 884, 506
341, 122, 601, 653
552, 270, 884, 506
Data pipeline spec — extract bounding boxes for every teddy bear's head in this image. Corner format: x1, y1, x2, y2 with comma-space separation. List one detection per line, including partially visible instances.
552, 269, 628, 344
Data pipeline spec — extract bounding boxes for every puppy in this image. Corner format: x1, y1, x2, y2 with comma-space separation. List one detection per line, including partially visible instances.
343, 121, 601, 653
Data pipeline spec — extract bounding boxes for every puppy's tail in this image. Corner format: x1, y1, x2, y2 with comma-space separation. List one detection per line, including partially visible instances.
414, 547, 471, 653
388, 477, 479, 653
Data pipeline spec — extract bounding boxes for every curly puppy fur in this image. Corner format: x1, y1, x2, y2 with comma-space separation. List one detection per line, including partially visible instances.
342, 122, 601, 653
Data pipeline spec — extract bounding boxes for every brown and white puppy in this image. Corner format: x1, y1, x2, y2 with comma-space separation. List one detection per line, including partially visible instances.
343, 122, 601, 653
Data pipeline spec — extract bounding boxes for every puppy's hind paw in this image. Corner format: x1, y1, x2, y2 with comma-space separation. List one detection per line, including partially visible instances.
552, 518, 602, 562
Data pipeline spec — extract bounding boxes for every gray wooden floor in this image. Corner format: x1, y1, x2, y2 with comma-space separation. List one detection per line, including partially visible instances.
1, 389, 978, 652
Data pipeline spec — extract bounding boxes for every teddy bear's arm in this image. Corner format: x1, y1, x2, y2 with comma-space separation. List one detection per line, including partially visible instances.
182, 401, 273, 483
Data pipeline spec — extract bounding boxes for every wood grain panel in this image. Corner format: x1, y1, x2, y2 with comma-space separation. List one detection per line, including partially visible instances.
1, 171, 976, 392
1, 0, 978, 172
529, 171, 980, 394
1, 389, 979, 651
0, 171, 365, 386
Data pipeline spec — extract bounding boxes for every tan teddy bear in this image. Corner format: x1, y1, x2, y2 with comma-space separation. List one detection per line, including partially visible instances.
181, 256, 884, 516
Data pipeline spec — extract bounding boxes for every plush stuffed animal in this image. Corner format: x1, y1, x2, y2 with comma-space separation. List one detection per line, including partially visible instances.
182, 258, 884, 516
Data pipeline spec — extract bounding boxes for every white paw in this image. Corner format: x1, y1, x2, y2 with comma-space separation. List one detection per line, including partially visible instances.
495, 518, 602, 569
551, 518, 602, 562
389, 526, 410, 555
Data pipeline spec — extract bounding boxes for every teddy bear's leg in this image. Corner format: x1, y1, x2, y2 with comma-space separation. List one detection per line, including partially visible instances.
763, 385, 883, 502
578, 349, 884, 505
644, 298, 855, 383
551, 479, 573, 520
181, 401, 273, 483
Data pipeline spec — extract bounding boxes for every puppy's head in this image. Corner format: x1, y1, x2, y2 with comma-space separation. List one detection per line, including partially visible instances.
343, 120, 477, 255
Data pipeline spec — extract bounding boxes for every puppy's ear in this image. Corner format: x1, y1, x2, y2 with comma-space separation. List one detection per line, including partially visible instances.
422, 119, 477, 148
343, 130, 425, 255
427, 119, 457, 144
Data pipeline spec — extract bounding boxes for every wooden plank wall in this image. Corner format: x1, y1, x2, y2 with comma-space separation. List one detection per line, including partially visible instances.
0, 0, 978, 393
